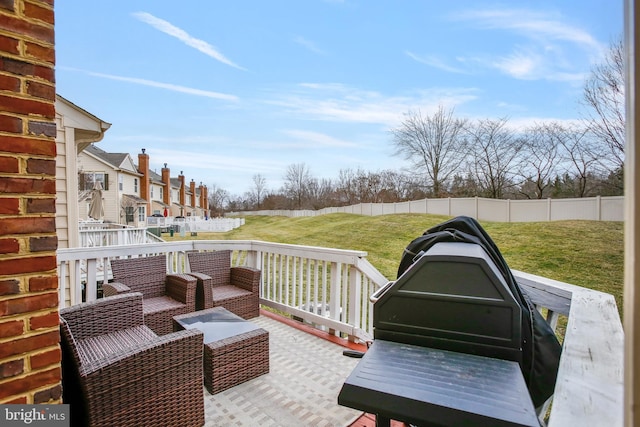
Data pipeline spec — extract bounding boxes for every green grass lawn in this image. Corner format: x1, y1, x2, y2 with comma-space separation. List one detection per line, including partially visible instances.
166, 213, 624, 318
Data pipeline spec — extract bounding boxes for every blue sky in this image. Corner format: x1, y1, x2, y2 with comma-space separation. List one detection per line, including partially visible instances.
55, 1, 623, 196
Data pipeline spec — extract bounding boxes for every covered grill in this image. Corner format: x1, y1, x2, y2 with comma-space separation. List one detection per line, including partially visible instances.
338, 241, 539, 427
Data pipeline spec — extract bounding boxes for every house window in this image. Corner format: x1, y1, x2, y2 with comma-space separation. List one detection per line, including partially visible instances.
79, 172, 108, 190
134, 178, 138, 193
150, 185, 154, 198
138, 206, 146, 222
125, 206, 134, 223
119, 175, 123, 191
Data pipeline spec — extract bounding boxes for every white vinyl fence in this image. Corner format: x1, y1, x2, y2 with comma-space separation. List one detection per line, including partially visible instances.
229, 195, 624, 222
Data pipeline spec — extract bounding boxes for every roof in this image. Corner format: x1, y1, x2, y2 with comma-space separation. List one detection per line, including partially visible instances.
85, 144, 129, 167
148, 169, 165, 185
122, 194, 148, 204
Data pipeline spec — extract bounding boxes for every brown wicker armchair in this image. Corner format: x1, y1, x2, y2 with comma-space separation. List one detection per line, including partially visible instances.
104, 255, 197, 335
187, 250, 261, 319
60, 292, 204, 427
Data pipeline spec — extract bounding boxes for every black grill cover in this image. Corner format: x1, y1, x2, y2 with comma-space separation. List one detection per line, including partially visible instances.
375, 241, 523, 363
395, 216, 562, 408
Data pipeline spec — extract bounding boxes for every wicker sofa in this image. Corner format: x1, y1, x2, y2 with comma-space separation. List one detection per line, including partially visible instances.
104, 255, 197, 335
187, 250, 261, 319
60, 292, 204, 427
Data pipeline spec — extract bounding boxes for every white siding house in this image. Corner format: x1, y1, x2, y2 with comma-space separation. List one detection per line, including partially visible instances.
78, 145, 147, 227
55, 96, 111, 249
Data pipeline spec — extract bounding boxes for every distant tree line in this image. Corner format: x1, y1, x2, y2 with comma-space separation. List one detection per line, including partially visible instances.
209, 38, 624, 214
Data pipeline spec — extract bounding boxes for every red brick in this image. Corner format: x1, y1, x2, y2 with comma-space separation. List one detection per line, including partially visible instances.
4, 396, 27, 404
26, 197, 55, 213
0, 255, 57, 276
0, 197, 19, 213
0, 319, 24, 337
0, 156, 20, 173
0, 358, 24, 379
0, 136, 56, 156
0, 34, 20, 55
29, 236, 57, 252
26, 158, 55, 174
0, 237, 20, 254
0, 93, 54, 117
28, 275, 57, 292
23, 2, 54, 26
0, 177, 56, 194
0, 0, 15, 12
0, 57, 54, 83
29, 311, 59, 330
33, 384, 61, 403
0, 15, 54, 45
0, 217, 55, 234
0, 293, 58, 317
28, 120, 56, 137
0, 330, 59, 359
29, 313, 58, 333
24, 41, 55, 64
0, 74, 21, 92
0, 115, 22, 133
0, 367, 60, 400
30, 347, 61, 370
26, 80, 55, 101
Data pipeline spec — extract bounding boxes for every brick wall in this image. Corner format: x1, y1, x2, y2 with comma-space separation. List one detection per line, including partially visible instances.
0, 0, 61, 404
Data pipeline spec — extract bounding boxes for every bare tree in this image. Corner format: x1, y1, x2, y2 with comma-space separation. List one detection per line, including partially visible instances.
519, 122, 563, 199
582, 36, 625, 173
251, 174, 267, 209
283, 163, 313, 209
207, 184, 229, 217
391, 106, 468, 197
336, 168, 361, 205
554, 124, 605, 197
466, 117, 523, 198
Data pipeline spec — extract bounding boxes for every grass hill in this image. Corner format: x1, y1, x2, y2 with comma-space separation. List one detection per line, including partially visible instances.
169, 213, 624, 316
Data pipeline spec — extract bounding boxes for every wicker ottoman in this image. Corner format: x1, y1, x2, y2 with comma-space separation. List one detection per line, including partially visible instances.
174, 307, 269, 394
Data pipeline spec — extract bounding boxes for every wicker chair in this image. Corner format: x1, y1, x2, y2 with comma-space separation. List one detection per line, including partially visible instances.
104, 255, 197, 335
60, 292, 204, 427
187, 250, 261, 319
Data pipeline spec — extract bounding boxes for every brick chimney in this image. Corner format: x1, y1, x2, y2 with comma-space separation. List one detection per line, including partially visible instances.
179, 171, 186, 207
138, 148, 150, 213
203, 185, 209, 215
162, 163, 171, 205
190, 180, 196, 208
199, 182, 205, 213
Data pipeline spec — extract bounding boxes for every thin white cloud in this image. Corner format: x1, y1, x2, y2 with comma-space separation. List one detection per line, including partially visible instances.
133, 11, 246, 71
265, 83, 478, 126
448, 8, 605, 82
147, 148, 284, 174
294, 36, 326, 55
85, 71, 239, 101
405, 51, 465, 73
280, 129, 358, 148
456, 9, 604, 53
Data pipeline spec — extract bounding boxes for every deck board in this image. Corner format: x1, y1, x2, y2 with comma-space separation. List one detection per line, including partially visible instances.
202, 312, 364, 426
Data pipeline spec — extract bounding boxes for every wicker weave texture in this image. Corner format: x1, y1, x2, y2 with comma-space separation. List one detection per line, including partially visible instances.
109, 256, 197, 335
60, 293, 205, 427
187, 251, 261, 319
174, 308, 269, 395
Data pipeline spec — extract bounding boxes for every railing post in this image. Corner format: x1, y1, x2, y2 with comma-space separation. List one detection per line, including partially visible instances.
329, 262, 341, 336
347, 266, 362, 342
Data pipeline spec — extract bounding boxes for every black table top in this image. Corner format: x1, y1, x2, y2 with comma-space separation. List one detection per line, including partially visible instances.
173, 307, 261, 344
338, 340, 539, 427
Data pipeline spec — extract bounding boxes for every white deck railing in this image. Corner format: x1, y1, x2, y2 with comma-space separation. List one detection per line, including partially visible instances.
56, 240, 623, 426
